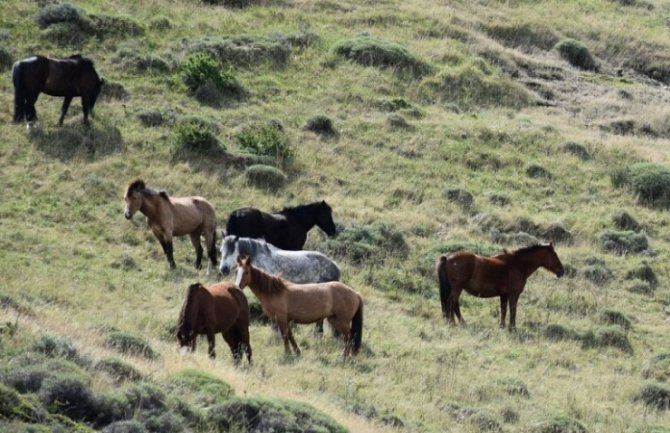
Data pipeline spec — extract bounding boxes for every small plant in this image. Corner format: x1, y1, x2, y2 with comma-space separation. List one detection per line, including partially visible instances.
612, 211, 641, 232
104, 331, 157, 360
304, 115, 336, 136
555, 38, 597, 71
171, 120, 223, 157
95, 358, 143, 383
181, 52, 245, 103
245, 165, 288, 190
167, 369, 234, 407
526, 163, 552, 179
600, 230, 649, 255
642, 353, 670, 382
236, 123, 293, 166
332, 36, 431, 77
599, 309, 632, 330
635, 383, 670, 410
529, 415, 589, 433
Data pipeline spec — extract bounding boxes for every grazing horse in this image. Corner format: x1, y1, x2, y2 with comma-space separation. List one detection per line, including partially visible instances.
436, 243, 564, 329
177, 282, 251, 364
12, 54, 104, 126
123, 179, 218, 271
225, 201, 337, 251
219, 235, 341, 334
235, 255, 363, 357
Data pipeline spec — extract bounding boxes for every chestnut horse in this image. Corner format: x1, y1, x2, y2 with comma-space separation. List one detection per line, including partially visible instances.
177, 281, 251, 364
123, 179, 217, 271
436, 243, 564, 328
235, 255, 363, 357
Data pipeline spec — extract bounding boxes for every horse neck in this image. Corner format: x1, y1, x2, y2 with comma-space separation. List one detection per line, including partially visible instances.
512, 250, 546, 278
284, 207, 317, 230
248, 266, 285, 299
139, 193, 164, 219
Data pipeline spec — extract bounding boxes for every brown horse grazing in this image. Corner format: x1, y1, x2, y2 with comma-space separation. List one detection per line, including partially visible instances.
436, 243, 565, 329
235, 255, 363, 357
13, 54, 104, 126
177, 281, 252, 364
123, 179, 218, 271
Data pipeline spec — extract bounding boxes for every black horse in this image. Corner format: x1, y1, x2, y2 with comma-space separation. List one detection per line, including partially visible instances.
226, 201, 337, 250
13, 54, 104, 126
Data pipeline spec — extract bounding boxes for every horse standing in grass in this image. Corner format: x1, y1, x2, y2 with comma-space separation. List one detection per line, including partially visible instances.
12, 54, 104, 126
226, 201, 338, 251
436, 243, 565, 329
177, 282, 251, 364
235, 255, 363, 357
123, 179, 218, 271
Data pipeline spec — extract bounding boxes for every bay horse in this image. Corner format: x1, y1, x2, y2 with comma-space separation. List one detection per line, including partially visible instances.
235, 255, 363, 357
123, 179, 218, 271
13, 54, 104, 126
436, 243, 564, 329
225, 201, 337, 251
219, 235, 341, 334
177, 281, 251, 364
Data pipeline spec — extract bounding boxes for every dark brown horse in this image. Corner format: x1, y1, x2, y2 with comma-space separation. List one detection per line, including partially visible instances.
12, 54, 104, 126
235, 255, 363, 357
123, 179, 218, 271
436, 243, 564, 329
177, 281, 251, 364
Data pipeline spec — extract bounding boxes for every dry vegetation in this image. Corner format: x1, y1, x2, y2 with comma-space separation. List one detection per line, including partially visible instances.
1, 0, 670, 432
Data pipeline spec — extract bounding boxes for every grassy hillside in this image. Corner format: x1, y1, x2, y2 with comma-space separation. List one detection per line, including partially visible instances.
1, 0, 670, 432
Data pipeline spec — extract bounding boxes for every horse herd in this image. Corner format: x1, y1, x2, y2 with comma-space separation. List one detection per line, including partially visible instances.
123, 179, 566, 364
10, 54, 567, 364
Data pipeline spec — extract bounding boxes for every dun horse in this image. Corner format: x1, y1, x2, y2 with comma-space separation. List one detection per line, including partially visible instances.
235, 255, 363, 357
226, 201, 337, 251
177, 282, 251, 364
12, 54, 104, 126
123, 179, 217, 271
436, 243, 564, 328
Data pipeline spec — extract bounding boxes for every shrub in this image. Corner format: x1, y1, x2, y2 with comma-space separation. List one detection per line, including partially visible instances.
387, 113, 412, 129
207, 397, 348, 433
635, 383, 670, 410
181, 52, 245, 103
171, 120, 224, 158
99, 80, 129, 101
497, 378, 530, 398
625, 262, 658, 287
122, 383, 168, 415
600, 230, 649, 255
612, 211, 641, 232
582, 326, 633, 353
526, 163, 552, 179
332, 36, 431, 77
95, 358, 143, 383
599, 309, 632, 330
543, 324, 580, 342
236, 122, 293, 166
104, 332, 157, 360
0, 47, 13, 71
581, 264, 613, 284
488, 193, 511, 206
304, 115, 336, 136
101, 420, 149, 433
543, 223, 572, 244
555, 39, 597, 71
30, 124, 125, 161
113, 48, 171, 74
35, 3, 85, 29
166, 369, 233, 407
629, 163, 670, 208
30, 335, 83, 365
322, 221, 409, 264
445, 187, 474, 209
188, 35, 291, 68
245, 165, 288, 190
39, 375, 98, 423
378, 98, 412, 112
642, 353, 670, 382
560, 141, 591, 160
136, 110, 164, 127
88, 14, 143, 38
529, 416, 589, 433
626, 279, 654, 295
149, 16, 171, 30
0, 383, 43, 422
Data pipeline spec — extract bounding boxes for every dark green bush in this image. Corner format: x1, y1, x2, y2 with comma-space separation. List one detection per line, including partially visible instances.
101, 420, 149, 433
629, 163, 670, 208
104, 332, 157, 360
188, 35, 291, 68
444, 187, 474, 209
166, 369, 233, 407
236, 122, 293, 166
332, 36, 431, 77
582, 326, 633, 353
600, 230, 648, 255
555, 38, 597, 71
181, 52, 245, 103
39, 375, 99, 423
599, 309, 632, 330
95, 358, 143, 383
612, 211, 641, 232
35, 3, 84, 29
30, 335, 83, 365
0, 383, 43, 422
581, 264, 613, 284
387, 113, 412, 129
245, 165, 288, 190
171, 120, 225, 158
488, 193, 511, 206
88, 14, 143, 38
99, 80, 128, 101
207, 397, 348, 433
526, 163, 552, 179
529, 416, 589, 433
136, 110, 164, 127
560, 141, 591, 160
322, 221, 408, 264
543, 324, 580, 342
625, 262, 657, 287
635, 383, 670, 410
304, 115, 336, 136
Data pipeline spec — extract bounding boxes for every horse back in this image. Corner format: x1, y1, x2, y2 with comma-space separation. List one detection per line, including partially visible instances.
206, 282, 244, 329
226, 207, 265, 238
448, 252, 510, 296
14, 56, 50, 94
168, 196, 215, 236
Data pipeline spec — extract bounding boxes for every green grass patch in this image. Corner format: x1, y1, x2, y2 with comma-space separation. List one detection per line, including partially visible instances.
332, 36, 431, 77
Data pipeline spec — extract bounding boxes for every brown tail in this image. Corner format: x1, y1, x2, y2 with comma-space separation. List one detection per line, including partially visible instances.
177, 283, 200, 343
437, 256, 451, 320
351, 297, 363, 355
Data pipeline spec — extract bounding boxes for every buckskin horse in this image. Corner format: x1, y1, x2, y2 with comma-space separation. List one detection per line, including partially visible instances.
12, 54, 104, 126
177, 281, 252, 364
123, 179, 218, 271
436, 243, 564, 329
235, 255, 363, 357
225, 201, 337, 250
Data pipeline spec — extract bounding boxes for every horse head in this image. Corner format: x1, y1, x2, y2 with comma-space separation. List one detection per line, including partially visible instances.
219, 235, 239, 275
123, 179, 145, 219
316, 200, 338, 237
235, 255, 253, 289
541, 243, 565, 278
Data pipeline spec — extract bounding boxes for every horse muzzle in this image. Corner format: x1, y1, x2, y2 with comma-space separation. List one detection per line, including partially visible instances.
219, 265, 230, 275
124, 210, 132, 220
556, 268, 565, 278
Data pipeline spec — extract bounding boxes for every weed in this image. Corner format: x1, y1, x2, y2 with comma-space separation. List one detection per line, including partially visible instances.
236, 122, 293, 166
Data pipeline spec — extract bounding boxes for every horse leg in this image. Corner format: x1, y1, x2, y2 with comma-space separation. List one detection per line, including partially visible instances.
158, 239, 176, 269
81, 95, 92, 126
314, 320, 324, 335
204, 228, 217, 271
329, 316, 353, 357
499, 295, 509, 328
508, 294, 520, 330
206, 332, 216, 359
276, 320, 295, 356
447, 289, 459, 326
58, 96, 73, 126
222, 330, 242, 365
25, 92, 39, 123
188, 232, 204, 270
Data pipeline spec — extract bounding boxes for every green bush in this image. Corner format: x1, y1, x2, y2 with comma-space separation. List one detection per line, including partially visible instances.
0, 383, 43, 422
171, 120, 225, 158
625, 262, 657, 288
100, 420, 148, 433
555, 38, 597, 71
582, 326, 633, 353
600, 230, 649, 255
166, 369, 233, 407
39, 374, 99, 423
635, 383, 670, 410
35, 3, 85, 29
0, 47, 13, 71
181, 52, 245, 103
104, 332, 157, 360
236, 122, 293, 166
612, 211, 641, 232
529, 416, 589, 433
332, 36, 431, 77
304, 115, 336, 136
599, 309, 632, 330
188, 35, 291, 68
95, 358, 143, 383
245, 164, 288, 190
581, 264, 613, 284
113, 48, 171, 74
322, 221, 409, 264
30, 335, 84, 366
629, 163, 670, 208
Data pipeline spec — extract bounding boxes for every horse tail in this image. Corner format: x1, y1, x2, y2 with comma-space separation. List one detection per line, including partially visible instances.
177, 283, 200, 341
437, 256, 451, 320
12, 61, 26, 123
351, 296, 364, 355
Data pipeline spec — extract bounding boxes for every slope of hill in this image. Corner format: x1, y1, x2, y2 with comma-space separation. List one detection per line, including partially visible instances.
1, 0, 670, 432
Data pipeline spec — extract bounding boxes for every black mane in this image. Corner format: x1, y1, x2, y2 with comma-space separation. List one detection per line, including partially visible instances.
512, 244, 551, 255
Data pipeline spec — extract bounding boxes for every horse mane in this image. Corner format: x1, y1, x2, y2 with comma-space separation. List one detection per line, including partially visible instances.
511, 244, 551, 256
250, 265, 287, 296
238, 237, 272, 255
67, 54, 95, 67
177, 283, 202, 339
126, 179, 170, 200
280, 201, 330, 223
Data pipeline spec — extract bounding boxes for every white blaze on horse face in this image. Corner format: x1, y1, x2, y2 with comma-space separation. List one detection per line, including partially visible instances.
235, 266, 244, 288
